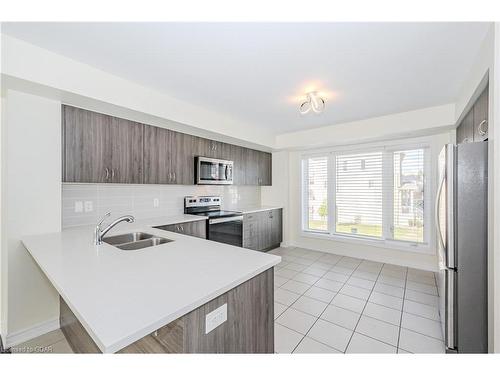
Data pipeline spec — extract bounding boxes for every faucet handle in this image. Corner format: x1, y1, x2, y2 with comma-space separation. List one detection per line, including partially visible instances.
97, 212, 111, 227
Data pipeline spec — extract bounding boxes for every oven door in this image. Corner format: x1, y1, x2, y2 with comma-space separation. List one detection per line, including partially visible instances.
208, 216, 243, 247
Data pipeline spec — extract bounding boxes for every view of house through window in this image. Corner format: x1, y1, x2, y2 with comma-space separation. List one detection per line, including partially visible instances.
305, 156, 328, 231
303, 145, 428, 246
393, 149, 425, 243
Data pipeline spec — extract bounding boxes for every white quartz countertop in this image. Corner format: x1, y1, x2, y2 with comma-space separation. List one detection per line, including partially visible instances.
236, 206, 283, 214
22, 215, 280, 353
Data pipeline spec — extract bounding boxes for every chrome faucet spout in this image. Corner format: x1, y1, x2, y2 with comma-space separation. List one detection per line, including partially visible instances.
94, 213, 135, 245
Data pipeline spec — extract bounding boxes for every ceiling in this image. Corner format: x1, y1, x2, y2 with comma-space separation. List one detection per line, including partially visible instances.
2, 22, 490, 135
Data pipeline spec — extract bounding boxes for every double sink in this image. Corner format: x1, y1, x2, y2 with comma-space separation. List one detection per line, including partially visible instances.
103, 232, 173, 250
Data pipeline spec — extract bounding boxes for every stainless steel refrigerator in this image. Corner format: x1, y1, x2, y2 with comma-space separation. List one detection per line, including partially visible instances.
435, 141, 488, 353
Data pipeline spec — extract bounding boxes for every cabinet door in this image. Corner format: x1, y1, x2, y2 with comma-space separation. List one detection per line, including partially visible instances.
258, 152, 272, 186
170, 131, 196, 185
261, 211, 273, 250
244, 149, 260, 185
143, 125, 172, 184
243, 213, 259, 250
457, 109, 474, 144
110, 117, 144, 184
197, 138, 221, 158
63, 105, 111, 183
473, 87, 489, 142
231, 145, 245, 185
271, 209, 283, 246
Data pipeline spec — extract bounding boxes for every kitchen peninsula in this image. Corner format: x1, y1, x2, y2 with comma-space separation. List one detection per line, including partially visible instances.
21, 216, 280, 353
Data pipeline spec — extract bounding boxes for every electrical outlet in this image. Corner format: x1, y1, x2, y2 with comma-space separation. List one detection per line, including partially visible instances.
74, 201, 83, 213
84, 201, 93, 213
205, 303, 227, 334
153, 198, 160, 208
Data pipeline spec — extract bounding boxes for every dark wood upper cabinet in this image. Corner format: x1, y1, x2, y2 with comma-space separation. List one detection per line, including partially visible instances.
62, 106, 272, 186
143, 125, 172, 184
63, 106, 111, 183
170, 131, 197, 185
456, 85, 488, 145
258, 152, 272, 186
457, 109, 473, 144
110, 117, 144, 184
473, 86, 488, 142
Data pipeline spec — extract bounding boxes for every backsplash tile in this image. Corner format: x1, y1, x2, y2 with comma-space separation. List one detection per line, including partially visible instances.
62, 183, 261, 228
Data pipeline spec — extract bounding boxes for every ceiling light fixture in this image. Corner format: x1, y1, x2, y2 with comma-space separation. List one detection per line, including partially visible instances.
299, 91, 325, 115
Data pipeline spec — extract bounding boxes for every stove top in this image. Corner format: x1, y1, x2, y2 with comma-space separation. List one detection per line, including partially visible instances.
192, 210, 242, 218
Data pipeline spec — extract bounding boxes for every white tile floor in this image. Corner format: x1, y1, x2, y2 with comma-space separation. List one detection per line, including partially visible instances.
12, 245, 444, 354
270, 246, 445, 354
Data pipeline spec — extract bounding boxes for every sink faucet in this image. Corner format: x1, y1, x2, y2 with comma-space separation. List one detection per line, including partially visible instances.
94, 212, 135, 245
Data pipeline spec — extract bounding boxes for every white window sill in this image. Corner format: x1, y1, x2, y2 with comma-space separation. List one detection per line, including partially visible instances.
300, 230, 435, 255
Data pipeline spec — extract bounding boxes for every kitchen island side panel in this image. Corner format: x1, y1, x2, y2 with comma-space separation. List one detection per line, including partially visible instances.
60, 268, 274, 353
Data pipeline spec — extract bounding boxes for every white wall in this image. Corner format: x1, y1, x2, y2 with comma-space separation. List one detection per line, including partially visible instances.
1, 90, 61, 345
275, 104, 455, 150
1, 34, 275, 149
262, 151, 291, 246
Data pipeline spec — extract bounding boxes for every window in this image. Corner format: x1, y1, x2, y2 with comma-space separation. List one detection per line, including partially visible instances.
392, 149, 425, 243
302, 144, 429, 248
336, 151, 383, 238
303, 156, 328, 231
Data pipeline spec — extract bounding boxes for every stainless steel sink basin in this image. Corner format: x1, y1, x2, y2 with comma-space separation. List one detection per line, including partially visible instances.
102, 232, 173, 250
103, 232, 154, 245
116, 237, 173, 250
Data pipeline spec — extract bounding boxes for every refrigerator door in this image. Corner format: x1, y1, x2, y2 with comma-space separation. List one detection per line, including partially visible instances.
435, 144, 457, 350
455, 141, 488, 353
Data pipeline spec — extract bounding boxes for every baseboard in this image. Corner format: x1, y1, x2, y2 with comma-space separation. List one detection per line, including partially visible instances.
5, 317, 60, 348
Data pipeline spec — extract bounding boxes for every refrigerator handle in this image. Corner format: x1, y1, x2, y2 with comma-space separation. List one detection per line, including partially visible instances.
434, 171, 446, 268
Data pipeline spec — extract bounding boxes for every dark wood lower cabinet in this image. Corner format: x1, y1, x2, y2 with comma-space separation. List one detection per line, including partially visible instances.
243, 209, 282, 252
60, 268, 274, 353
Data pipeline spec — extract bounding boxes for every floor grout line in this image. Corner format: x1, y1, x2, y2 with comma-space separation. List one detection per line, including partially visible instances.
396, 266, 409, 351
273, 247, 444, 353
342, 260, 384, 353
287, 256, 344, 353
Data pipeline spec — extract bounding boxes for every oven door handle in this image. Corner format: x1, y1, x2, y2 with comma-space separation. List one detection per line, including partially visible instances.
209, 216, 243, 225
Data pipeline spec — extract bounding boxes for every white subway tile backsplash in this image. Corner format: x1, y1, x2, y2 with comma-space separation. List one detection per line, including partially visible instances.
62, 183, 261, 228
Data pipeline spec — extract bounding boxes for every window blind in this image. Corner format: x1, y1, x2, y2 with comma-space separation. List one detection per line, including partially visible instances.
306, 156, 328, 231
335, 151, 383, 238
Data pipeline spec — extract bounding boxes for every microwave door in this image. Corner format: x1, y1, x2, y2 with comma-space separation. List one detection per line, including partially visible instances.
199, 160, 219, 181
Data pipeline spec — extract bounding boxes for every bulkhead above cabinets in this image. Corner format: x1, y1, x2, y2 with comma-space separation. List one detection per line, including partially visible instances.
62, 105, 272, 186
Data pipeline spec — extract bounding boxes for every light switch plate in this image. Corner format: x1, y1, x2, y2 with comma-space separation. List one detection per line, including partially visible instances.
153, 198, 160, 208
74, 201, 83, 213
205, 303, 227, 334
84, 201, 93, 212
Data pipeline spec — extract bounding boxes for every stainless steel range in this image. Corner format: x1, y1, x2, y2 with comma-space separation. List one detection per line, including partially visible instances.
184, 196, 243, 247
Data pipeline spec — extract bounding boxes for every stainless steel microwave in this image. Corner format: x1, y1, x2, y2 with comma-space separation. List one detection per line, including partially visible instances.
195, 157, 233, 185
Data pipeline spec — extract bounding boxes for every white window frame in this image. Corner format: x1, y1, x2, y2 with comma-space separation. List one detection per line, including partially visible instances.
300, 139, 433, 254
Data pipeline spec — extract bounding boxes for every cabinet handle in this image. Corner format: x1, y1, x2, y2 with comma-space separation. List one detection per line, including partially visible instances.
105, 168, 110, 180
172, 172, 176, 182
111, 169, 115, 179
168, 172, 172, 181
478, 120, 488, 136
180, 225, 184, 232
